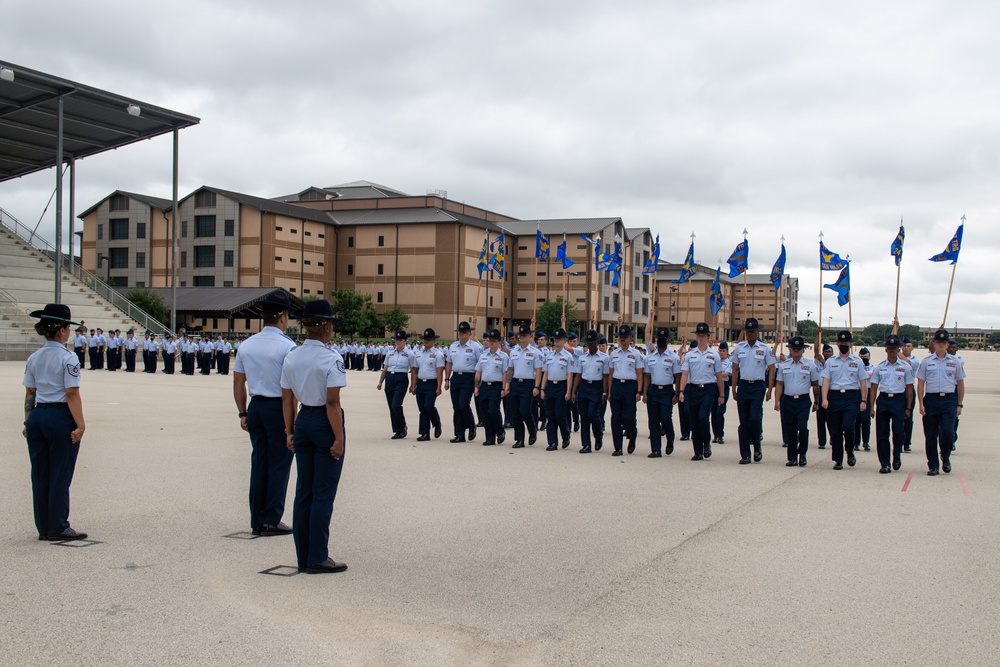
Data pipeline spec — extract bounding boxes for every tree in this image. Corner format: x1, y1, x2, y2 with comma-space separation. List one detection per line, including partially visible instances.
796, 319, 818, 340
329, 289, 378, 338
898, 324, 921, 342
863, 323, 892, 344
990, 331, 1000, 348
123, 288, 170, 327
381, 305, 410, 337
534, 297, 578, 337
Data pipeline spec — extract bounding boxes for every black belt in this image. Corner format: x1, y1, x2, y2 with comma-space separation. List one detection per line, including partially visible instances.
835, 389, 860, 394
386, 371, 407, 374
652, 384, 673, 390
300, 405, 326, 411
514, 378, 532, 383
452, 371, 472, 376
690, 383, 712, 388
418, 378, 436, 383
548, 379, 566, 384
252, 396, 282, 402
35, 402, 68, 408
739, 379, 761, 384
931, 392, 954, 397
582, 379, 602, 385
883, 393, 902, 398
483, 381, 501, 386
616, 378, 637, 383
787, 394, 807, 399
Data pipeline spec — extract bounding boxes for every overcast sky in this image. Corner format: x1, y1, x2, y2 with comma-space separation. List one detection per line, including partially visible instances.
2, 0, 997, 330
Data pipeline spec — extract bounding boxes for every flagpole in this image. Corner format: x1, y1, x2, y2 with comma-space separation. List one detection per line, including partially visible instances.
846, 257, 853, 352
776, 235, 784, 353
892, 218, 903, 334
616, 234, 623, 328
591, 235, 600, 331
741, 228, 748, 326
561, 232, 569, 328
532, 224, 540, 327
940, 262, 958, 329
817, 231, 824, 349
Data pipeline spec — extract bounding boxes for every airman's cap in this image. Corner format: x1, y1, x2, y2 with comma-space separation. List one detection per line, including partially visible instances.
655, 327, 670, 339
693, 322, 710, 335
884, 334, 902, 348
455, 321, 472, 333
788, 336, 806, 349
617, 325, 633, 338
837, 330, 853, 343
518, 323, 533, 336
584, 330, 599, 343
932, 329, 949, 342
552, 328, 567, 339
742, 317, 760, 331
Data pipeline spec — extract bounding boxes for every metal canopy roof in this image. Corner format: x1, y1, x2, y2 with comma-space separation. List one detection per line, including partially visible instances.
0, 60, 200, 183
140, 287, 304, 318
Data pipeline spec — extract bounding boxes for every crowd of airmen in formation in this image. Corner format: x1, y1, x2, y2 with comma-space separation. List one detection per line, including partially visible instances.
70, 326, 235, 375
366, 317, 966, 477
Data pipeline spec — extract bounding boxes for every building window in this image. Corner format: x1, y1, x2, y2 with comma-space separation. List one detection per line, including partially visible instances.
224, 219, 234, 236
195, 245, 215, 268
304, 289, 310, 294
318, 233, 325, 239
194, 276, 215, 287
224, 281, 234, 287
275, 226, 283, 232
136, 281, 145, 288
181, 221, 188, 238
347, 237, 354, 248
97, 224, 103, 240
108, 247, 128, 269
317, 261, 324, 267
289, 287, 296, 293
642, 299, 649, 315
577, 244, 586, 250
109, 219, 129, 240
136, 222, 146, 239
517, 298, 526, 303
643, 250, 649, 266
517, 272, 527, 277
275, 256, 282, 262
304, 260, 311, 266
181, 251, 187, 268
289, 258, 297, 263
576, 298, 586, 303
135, 252, 146, 269
109, 193, 130, 211
377, 292, 383, 303
635, 252, 641, 266
195, 215, 216, 237
604, 296, 609, 311
347, 264, 354, 275
224, 250, 234, 267
613, 294, 619, 312
377, 263, 384, 275
604, 272, 610, 286
181, 281, 187, 287
378, 235, 385, 247
108, 218, 128, 241
304, 231, 311, 237
194, 190, 216, 208
111, 276, 128, 287
642, 275, 649, 292
634, 277, 640, 291
634, 301, 640, 315
291, 228, 298, 234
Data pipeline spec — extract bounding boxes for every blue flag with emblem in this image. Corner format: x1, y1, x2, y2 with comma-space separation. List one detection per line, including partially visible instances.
555, 238, 576, 269
770, 244, 786, 290
929, 224, 963, 264
672, 241, 696, 284
489, 232, 505, 279
535, 228, 550, 262
727, 240, 749, 278
642, 235, 660, 275
823, 264, 850, 306
890, 224, 905, 267
477, 232, 490, 278
610, 241, 623, 287
820, 241, 846, 271
596, 242, 614, 272
710, 266, 726, 316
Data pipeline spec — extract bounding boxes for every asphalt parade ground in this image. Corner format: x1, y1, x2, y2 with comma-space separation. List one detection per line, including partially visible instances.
2, 349, 997, 666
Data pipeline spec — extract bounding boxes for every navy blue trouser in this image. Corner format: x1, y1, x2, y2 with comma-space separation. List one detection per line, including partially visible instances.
678, 398, 691, 438
384, 373, 408, 435
479, 382, 503, 443
827, 389, 860, 465
685, 384, 718, 456
780, 394, 812, 460
610, 379, 638, 452
544, 379, 570, 445
577, 380, 603, 448
509, 378, 536, 443
25, 403, 79, 536
712, 382, 730, 439
816, 405, 829, 446
922, 392, 957, 471
162, 351, 175, 374
124, 349, 136, 372
855, 401, 871, 446
647, 384, 675, 453
736, 380, 766, 460
450, 373, 475, 437
415, 379, 441, 436
875, 393, 906, 468
246, 397, 294, 530
292, 406, 345, 568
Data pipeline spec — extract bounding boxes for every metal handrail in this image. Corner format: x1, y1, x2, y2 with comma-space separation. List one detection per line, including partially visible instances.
0, 206, 174, 336
0, 287, 18, 306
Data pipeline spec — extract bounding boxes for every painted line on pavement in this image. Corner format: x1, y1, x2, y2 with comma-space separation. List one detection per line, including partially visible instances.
901, 473, 913, 492
961, 476, 970, 496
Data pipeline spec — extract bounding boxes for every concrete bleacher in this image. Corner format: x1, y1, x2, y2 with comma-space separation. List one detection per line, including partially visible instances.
0, 225, 149, 358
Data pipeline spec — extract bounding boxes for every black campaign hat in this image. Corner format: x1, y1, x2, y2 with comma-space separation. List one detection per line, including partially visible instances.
517, 323, 533, 336
584, 329, 599, 343
884, 334, 902, 348
421, 327, 440, 340
788, 336, 806, 349
552, 327, 568, 339
655, 327, 670, 339
617, 325, 633, 338
29, 304, 79, 325
932, 329, 950, 342
393, 330, 409, 341
490, 328, 502, 340
836, 330, 853, 343
291, 299, 342, 323
693, 322, 711, 335
455, 321, 472, 333
742, 317, 760, 331
259, 290, 293, 313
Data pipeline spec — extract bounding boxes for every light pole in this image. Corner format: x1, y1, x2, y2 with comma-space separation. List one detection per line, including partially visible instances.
668, 285, 678, 340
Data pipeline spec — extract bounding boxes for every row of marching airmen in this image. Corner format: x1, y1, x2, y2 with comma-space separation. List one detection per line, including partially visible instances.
70, 327, 233, 376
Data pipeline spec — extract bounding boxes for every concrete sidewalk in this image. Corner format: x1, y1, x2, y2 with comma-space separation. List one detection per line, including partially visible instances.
1, 350, 996, 666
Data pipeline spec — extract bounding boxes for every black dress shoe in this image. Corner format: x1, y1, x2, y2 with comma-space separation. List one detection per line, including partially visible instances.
847, 454, 856, 467
648, 451, 662, 458
528, 433, 537, 446
739, 458, 751, 465
892, 457, 901, 471
942, 461, 952, 474
863, 444, 871, 451
711, 436, 719, 444
512, 441, 524, 449
927, 469, 939, 476
594, 438, 603, 452
717, 437, 724, 445
854, 444, 860, 451
833, 462, 844, 470
469, 428, 476, 441
546, 444, 558, 451
416, 434, 430, 442
43, 528, 88, 541
449, 436, 466, 443
573, 422, 580, 432
562, 439, 570, 449
503, 422, 513, 429
691, 454, 704, 461
798, 455, 807, 467
627, 439, 635, 454
434, 426, 442, 439
579, 446, 591, 454
391, 432, 404, 439
782, 443, 788, 448
818, 444, 826, 449
612, 450, 623, 457
703, 445, 712, 459
665, 443, 674, 455
476, 421, 485, 428
903, 445, 911, 452
879, 467, 891, 474
680, 435, 690, 441
753, 448, 762, 463
786, 460, 798, 467
305, 558, 348, 574
497, 430, 506, 444
483, 441, 495, 446
259, 522, 293, 536
400, 428, 408, 438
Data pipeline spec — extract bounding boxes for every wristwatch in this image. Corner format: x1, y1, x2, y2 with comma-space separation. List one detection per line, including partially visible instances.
238, 412, 247, 418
